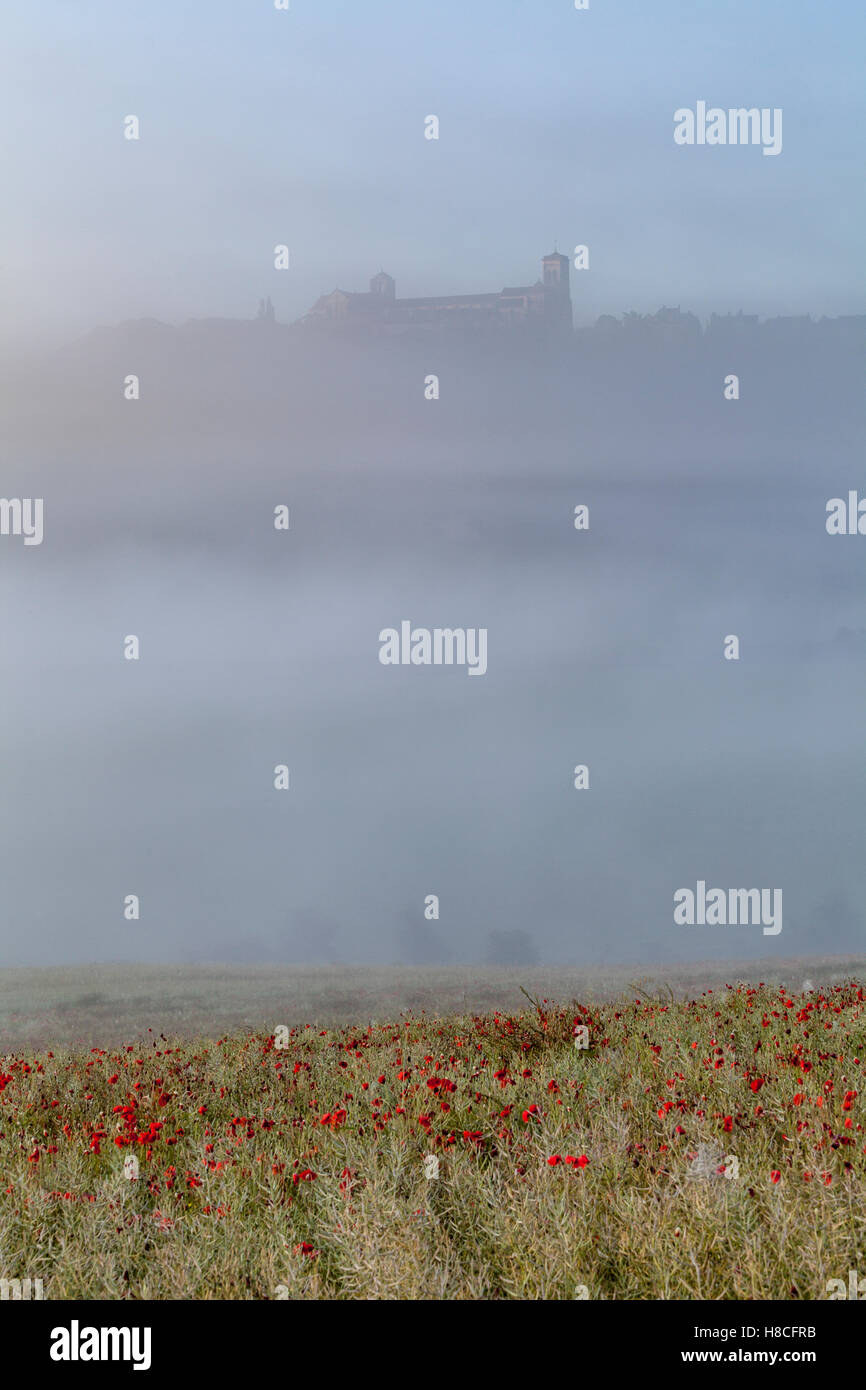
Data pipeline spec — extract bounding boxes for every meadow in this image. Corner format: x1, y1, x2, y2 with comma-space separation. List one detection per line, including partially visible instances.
1, 956, 863, 1050
1, 963, 864, 1299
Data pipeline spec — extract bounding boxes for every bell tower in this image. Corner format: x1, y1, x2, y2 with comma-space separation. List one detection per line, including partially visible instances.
542, 251, 569, 288
369, 270, 396, 298
541, 250, 572, 329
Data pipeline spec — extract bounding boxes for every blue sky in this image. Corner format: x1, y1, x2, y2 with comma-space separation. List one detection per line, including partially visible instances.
1, 0, 863, 342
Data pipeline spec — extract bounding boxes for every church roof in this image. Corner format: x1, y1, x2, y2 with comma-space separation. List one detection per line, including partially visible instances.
303, 255, 570, 326
396, 292, 500, 307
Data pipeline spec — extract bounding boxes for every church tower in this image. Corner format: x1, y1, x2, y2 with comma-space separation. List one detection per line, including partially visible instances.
541, 251, 572, 329
542, 251, 569, 289
369, 270, 396, 298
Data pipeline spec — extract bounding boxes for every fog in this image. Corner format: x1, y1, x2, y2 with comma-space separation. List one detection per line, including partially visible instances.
1, 319, 863, 967
2, 1, 865, 351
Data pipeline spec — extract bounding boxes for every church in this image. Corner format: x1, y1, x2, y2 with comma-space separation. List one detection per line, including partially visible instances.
299, 251, 572, 334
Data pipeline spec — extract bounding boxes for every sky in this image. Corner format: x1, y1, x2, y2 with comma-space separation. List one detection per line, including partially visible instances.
1, 322, 864, 968
0, 3, 863, 972
1, 0, 864, 348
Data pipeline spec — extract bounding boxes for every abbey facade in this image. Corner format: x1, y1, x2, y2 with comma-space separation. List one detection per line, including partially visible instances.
299, 252, 572, 334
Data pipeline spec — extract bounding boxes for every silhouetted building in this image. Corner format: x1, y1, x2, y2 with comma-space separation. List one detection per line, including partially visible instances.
707, 310, 759, 341
299, 252, 572, 334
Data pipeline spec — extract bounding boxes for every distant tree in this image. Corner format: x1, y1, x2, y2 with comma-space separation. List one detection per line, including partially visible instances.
621, 310, 647, 334
484, 929, 539, 966
284, 911, 342, 963
395, 909, 450, 965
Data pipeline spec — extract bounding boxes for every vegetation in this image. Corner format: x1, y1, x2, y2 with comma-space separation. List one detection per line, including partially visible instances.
1, 979, 864, 1299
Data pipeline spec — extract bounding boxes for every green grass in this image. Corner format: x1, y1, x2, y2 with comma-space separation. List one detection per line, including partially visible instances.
0, 956, 862, 1049
1, 975, 864, 1299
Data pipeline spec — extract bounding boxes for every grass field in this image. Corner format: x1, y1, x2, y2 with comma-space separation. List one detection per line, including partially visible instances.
1, 963, 864, 1299
0, 956, 863, 1049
